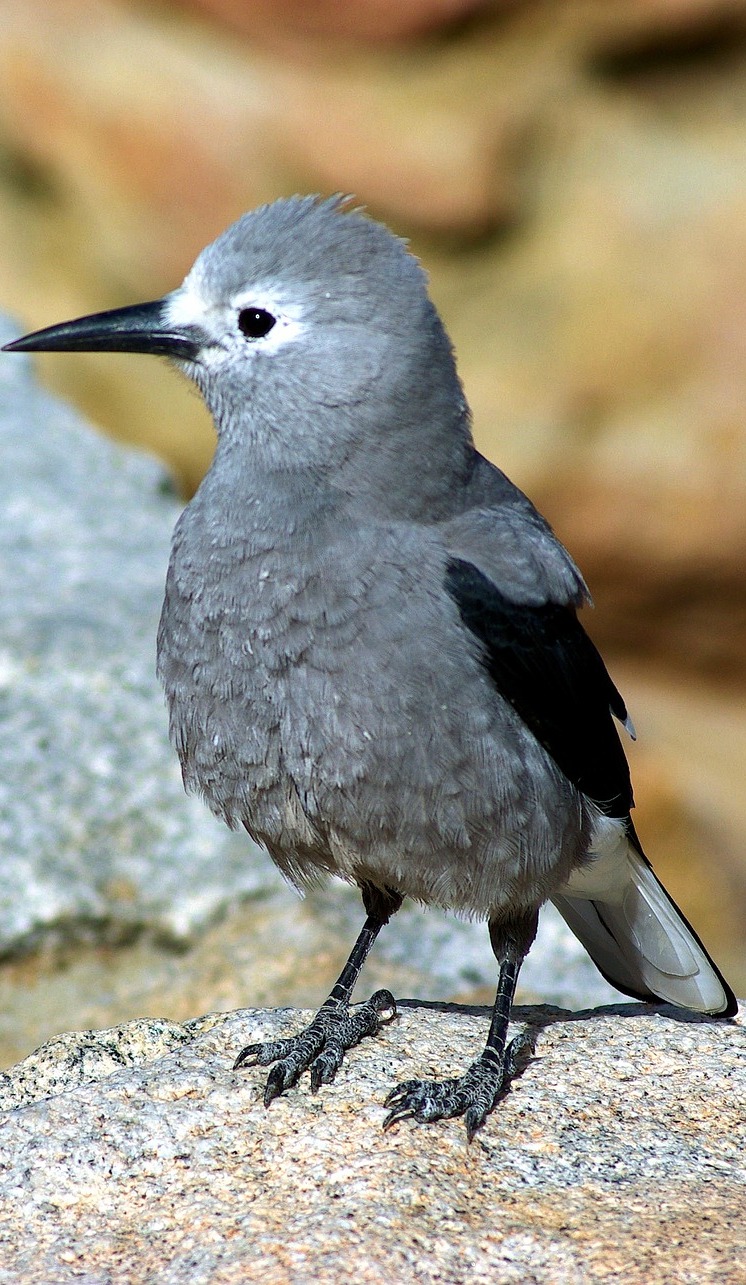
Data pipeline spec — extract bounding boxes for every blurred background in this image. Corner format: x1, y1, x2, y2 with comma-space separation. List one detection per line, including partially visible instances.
0, 0, 744, 1045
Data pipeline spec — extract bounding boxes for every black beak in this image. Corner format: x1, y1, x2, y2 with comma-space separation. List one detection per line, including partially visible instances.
1, 300, 201, 360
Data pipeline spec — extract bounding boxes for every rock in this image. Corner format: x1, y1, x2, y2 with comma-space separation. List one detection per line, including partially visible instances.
0, 1002, 742, 1281
181, 0, 493, 45
0, 315, 276, 956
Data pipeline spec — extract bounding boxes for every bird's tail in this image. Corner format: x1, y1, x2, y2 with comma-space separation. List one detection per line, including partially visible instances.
552, 822, 737, 1016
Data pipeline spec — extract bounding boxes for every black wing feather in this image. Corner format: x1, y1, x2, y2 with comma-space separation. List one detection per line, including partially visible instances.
445, 558, 633, 818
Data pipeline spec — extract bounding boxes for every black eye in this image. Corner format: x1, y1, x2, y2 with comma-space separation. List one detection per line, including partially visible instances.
238, 307, 276, 339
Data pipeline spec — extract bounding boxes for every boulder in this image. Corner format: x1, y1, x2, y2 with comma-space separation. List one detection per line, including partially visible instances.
0, 1001, 742, 1282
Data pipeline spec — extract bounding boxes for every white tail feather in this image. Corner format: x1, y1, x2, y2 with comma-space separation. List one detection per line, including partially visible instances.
553, 824, 735, 1016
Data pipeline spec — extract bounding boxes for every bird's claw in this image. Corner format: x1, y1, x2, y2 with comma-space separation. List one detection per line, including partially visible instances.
234, 988, 398, 1103
383, 1029, 536, 1140
233, 1035, 302, 1070
383, 1065, 503, 1138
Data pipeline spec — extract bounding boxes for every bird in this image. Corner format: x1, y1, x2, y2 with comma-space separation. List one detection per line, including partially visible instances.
3, 195, 736, 1138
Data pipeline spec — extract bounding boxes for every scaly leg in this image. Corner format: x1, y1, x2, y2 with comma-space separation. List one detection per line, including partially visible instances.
383, 909, 539, 1139
234, 883, 402, 1103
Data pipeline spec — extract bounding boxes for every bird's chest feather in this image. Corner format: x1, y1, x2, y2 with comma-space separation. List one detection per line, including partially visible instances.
156, 501, 583, 909
156, 524, 389, 841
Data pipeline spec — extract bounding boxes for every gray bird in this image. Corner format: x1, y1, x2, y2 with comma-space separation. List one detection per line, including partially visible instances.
4, 195, 736, 1137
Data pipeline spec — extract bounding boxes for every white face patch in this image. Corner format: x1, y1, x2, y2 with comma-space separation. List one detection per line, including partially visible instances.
163, 276, 308, 366
231, 283, 307, 356
163, 278, 206, 330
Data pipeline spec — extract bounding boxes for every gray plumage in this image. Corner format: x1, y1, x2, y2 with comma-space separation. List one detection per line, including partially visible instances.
4, 195, 736, 1137
159, 199, 586, 903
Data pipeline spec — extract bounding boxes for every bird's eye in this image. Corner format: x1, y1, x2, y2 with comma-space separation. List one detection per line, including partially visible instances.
238, 307, 276, 339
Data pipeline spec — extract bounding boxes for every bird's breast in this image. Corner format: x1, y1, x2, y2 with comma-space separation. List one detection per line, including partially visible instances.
156, 505, 589, 912
156, 530, 368, 843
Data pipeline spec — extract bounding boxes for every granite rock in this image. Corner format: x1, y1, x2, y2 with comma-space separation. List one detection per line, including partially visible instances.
0, 1001, 742, 1282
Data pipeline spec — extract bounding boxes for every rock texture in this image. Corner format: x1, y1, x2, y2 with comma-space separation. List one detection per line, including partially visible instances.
0, 1002, 743, 1282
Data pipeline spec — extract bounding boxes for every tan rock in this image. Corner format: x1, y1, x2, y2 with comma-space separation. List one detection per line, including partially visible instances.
0, 1003, 743, 1282
180, 0, 493, 45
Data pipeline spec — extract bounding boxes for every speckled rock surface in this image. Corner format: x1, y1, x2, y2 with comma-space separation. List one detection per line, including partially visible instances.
0, 1002, 743, 1282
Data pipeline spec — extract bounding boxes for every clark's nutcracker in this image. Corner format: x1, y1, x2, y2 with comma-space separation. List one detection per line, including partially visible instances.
4, 196, 736, 1137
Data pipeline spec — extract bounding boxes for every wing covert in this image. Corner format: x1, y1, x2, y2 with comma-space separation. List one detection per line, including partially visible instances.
445, 557, 633, 817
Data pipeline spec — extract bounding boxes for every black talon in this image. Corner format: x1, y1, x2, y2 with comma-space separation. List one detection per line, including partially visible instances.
235, 995, 396, 1104
232, 1043, 260, 1071
382, 1102, 416, 1131
504, 1028, 538, 1078
309, 1044, 343, 1091
383, 1079, 419, 1111
263, 1066, 284, 1106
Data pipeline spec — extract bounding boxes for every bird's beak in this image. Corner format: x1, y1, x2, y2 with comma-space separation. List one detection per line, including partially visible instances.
1, 300, 201, 360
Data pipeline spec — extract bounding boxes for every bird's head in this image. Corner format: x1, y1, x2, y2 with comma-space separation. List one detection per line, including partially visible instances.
4, 196, 472, 504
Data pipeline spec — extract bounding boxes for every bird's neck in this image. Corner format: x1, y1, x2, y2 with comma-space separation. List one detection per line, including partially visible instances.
179, 450, 343, 569
199, 406, 476, 533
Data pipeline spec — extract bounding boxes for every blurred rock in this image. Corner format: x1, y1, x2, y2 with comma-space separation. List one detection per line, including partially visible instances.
0, 315, 275, 955
0, 1003, 742, 1282
182, 0, 493, 45
0, 0, 532, 276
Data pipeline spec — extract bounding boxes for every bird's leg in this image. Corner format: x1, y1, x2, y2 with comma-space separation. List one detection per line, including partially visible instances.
233, 883, 402, 1103
383, 909, 539, 1139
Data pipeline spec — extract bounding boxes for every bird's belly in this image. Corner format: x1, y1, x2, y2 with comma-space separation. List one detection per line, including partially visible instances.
160, 614, 588, 915
162, 640, 312, 844
157, 534, 590, 916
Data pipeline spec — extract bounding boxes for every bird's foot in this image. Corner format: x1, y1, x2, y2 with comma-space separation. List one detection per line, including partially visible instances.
383, 1028, 536, 1140
233, 989, 397, 1104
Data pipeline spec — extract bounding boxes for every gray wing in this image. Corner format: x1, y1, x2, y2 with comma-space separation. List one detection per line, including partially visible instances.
449, 451, 590, 608
442, 455, 633, 819
440, 460, 737, 1016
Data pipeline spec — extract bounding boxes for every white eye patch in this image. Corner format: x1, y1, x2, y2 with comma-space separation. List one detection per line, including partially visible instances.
163, 280, 307, 359
231, 285, 307, 355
